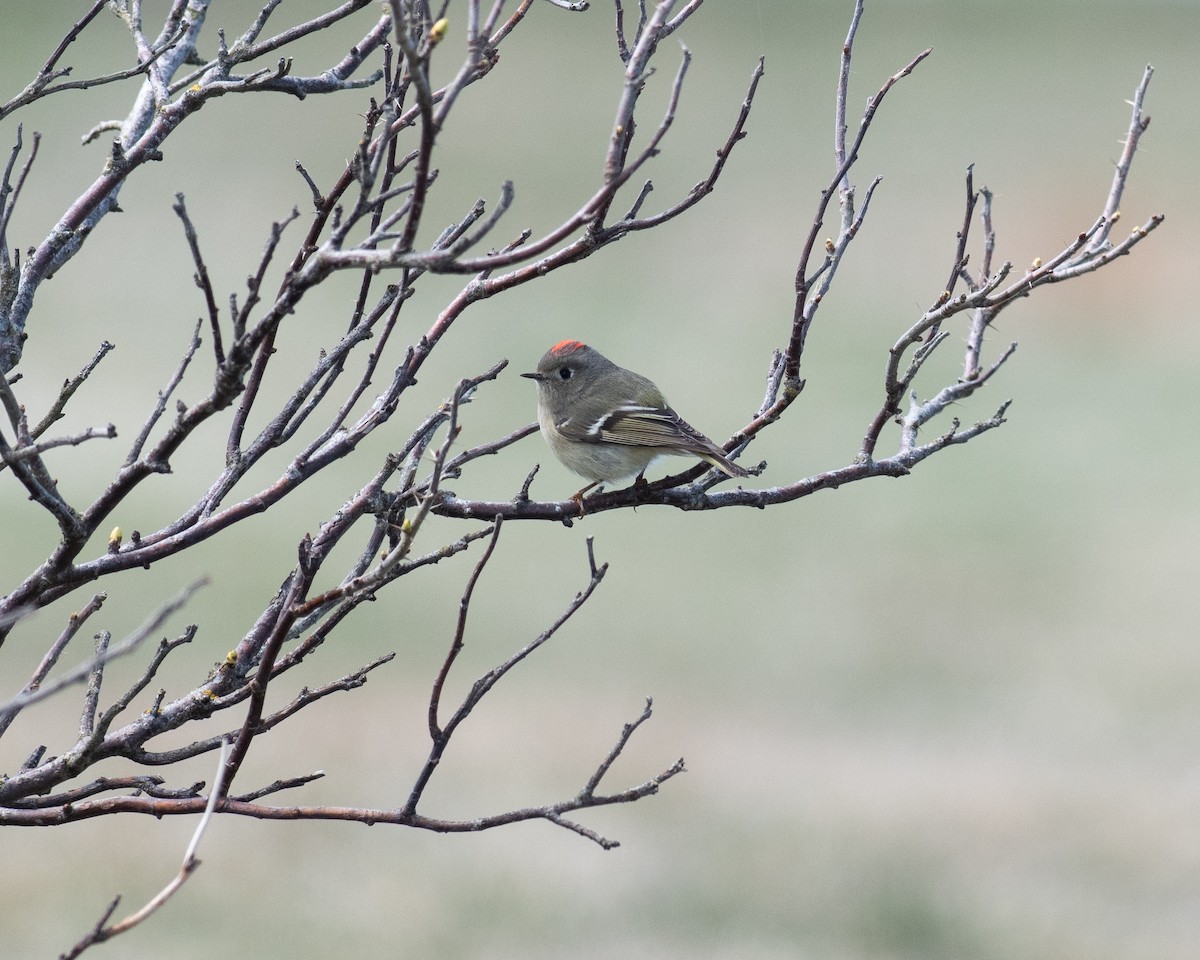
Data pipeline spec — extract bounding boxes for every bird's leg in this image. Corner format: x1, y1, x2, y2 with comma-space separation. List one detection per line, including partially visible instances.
570, 479, 602, 515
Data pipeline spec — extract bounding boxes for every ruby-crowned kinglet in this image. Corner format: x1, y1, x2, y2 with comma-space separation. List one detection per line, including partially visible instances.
522, 340, 749, 502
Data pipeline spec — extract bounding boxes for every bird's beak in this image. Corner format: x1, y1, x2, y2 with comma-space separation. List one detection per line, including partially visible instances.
520, 372, 542, 381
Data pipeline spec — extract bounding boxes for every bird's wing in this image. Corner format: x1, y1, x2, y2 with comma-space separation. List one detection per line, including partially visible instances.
556, 405, 748, 478
592, 405, 710, 449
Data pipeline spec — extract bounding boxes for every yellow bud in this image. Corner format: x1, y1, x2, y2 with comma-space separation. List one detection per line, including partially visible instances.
108, 526, 122, 551
824, 238, 835, 253
1030, 257, 1042, 270
429, 18, 449, 45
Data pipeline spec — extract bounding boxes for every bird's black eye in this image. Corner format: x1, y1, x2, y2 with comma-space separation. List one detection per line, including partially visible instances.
558, 367, 572, 380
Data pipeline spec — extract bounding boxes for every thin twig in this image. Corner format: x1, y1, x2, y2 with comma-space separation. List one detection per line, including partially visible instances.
0, 128, 39, 246
0, 593, 106, 738
172, 194, 224, 365
0, 424, 116, 464
27, 341, 116, 440
0, 580, 205, 723
124, 320, 203, 466
429, 516, 504, 739
402, 536, 609, 818
1087, 64, 1154, 254
60, 739, 231, 959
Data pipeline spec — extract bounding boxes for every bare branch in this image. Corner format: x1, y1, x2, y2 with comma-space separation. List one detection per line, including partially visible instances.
78, 630, 109, 740
429, 517, 505, 739
0, 126, 39, 252
787, 41, 933, 382
124, 320, 203, 467
0, 581, 205, 723
61, 740, 230, 960
0, 375, 85, 540
0, 593, 106, 739
26, 341, 116, 441
230, 771, 326, 804
618, 56, 765, 233
0, 3, 188, 123
1088, 64, 1154, 254
172, 194, 224, 365
0, 423, 116, 464
402, 536, 610, 818
4, 701, 683, 854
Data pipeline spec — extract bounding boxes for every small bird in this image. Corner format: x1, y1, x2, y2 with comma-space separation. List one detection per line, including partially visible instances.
522, 340, 748, 504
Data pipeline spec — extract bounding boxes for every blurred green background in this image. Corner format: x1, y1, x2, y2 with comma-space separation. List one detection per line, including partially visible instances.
2, 1, 1198, 958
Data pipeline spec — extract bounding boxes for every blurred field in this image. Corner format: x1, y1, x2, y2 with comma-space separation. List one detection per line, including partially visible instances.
2, 1, 1198, 958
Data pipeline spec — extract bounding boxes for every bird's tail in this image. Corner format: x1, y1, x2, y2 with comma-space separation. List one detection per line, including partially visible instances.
697, 449, 749, 479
